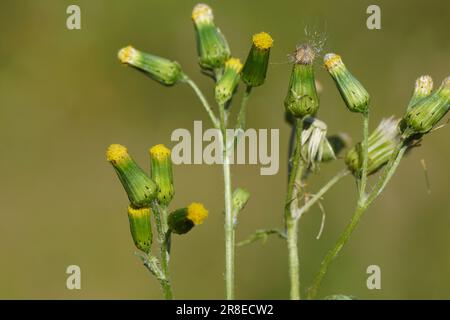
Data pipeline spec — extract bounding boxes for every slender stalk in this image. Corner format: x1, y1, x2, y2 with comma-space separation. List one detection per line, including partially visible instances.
223, 149, 234, 299
152, 203, 173, 300
184, 76, 220, 129
358, 112, 370, 203
307, 142, 407, 300
236, 85, 253, 130
184, 75, 235, 299
218, 105, 235, 299
295, 169, 350, 219
285, 118, 304, 300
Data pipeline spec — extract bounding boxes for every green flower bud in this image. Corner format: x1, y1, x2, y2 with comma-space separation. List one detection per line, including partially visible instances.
149, 144, 174, 206
192, 4, 230, 71
242, 32, 273, 87
284, 44, 319, 118
401, 77, 450, 137
321, 133, 351, 162
168, 203, 208, 235
215, 58, 243, 105
232, 188, 250, 213
118, 46, 183, 86
345, 118, 399, 176
407, 75, 433, 112
127, 205, 152, 253
324, 53, 370, 114
107, 144, 158, 207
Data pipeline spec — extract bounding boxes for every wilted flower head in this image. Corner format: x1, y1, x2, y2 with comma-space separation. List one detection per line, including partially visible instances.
346, 117, 400, 176
301, 117, 330, 168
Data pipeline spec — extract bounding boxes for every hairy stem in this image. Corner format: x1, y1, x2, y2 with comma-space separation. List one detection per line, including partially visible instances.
153, 203, 173, 300
219, 112, 235, 299
307, 142, 407, 300
358, 112, 370, 203
236, 86, 253, 131
184, 76, 220, 129
285, 118, 304, 300
295, 169, 350, 219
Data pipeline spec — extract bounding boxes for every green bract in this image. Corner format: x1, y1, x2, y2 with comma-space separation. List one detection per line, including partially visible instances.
406, 75, 433, 112
107, 144, 158, 208
402, 77, 450, 137
149, 144, 174, 206
192, 3, 230, 72
345, 118, 399, 176
118, 46, 183, 86
324, 53, 370, 114
242, 32, 273, 87
284, 44, 319, 118
128, 205, 152, 253
215, 58, 242, 105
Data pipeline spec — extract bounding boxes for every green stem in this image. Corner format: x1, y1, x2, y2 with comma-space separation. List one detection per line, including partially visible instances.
153, 203, 173, 300
219, 113, 234, 299
295, 169, 350, 219
184, 76, 220, 129
358, 112, 370, 204
236, 86, 253, 131
285, 118, 304, 300
307, 142, 407, 300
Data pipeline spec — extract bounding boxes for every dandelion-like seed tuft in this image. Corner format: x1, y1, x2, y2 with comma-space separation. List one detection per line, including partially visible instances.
294, 43, 316, 65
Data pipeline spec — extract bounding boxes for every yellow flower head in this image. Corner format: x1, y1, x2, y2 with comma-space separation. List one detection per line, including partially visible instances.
118, 46, 138, 64
324, 53, 343, 71
127, 205, 151, 217
252, 32, 273, 50
187, 202, 208, 225
192, 3, 213, 23
106, 144, 129, 163
149, 144, 171, 161
225, 58, 243, 73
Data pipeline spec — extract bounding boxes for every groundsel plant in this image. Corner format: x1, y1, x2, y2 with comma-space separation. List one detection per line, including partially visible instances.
109, 3, 449, 300
242, 47, 448, 299
113, 3, 269, 299
107, 144, 208, 299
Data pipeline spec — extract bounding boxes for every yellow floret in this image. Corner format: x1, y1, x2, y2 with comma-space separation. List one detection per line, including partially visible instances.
106, 144, 129, 162
187, 202, 208, 225
127, 205, 151, 217
149, 144, 171, 161
252, 32, 273, 50
225, 58, 243, 73
324, 53, 343, 71
192, 3, 213, 22
118, 46, 137, 64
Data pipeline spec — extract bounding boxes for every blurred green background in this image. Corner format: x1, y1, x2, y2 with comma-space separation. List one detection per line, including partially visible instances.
0, 0, 449, 299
